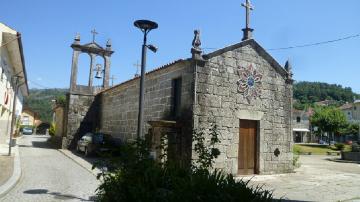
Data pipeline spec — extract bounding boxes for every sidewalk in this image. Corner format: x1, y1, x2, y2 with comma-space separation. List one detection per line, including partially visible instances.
59, 149, 102, 177
0, 140, 22, 197
0, 145, 14, 186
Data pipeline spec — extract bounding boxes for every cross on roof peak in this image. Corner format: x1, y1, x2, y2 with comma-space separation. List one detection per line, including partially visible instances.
91, 29, 98, 43
241, 0, 254, 29
133, 61, 141, 77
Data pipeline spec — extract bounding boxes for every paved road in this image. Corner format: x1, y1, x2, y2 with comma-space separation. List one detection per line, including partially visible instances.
243, 155, 360, 202
0, 135, 99, 202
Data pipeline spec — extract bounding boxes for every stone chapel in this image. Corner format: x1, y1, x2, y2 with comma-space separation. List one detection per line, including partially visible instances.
63, 2, 294, 175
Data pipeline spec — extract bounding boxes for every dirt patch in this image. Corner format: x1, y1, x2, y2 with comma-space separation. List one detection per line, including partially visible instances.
0, 155, 14, 186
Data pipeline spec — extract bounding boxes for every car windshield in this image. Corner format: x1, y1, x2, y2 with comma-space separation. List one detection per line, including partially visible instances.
82, 135, 92, 142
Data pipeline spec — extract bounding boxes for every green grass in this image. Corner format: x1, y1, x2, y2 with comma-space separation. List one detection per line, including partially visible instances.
293, 144, 351, 155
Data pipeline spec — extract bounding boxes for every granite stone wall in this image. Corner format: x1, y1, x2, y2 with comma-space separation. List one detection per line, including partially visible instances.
62, 93, 97, 149
193, 41, 293, 175
98, 60, 194, 141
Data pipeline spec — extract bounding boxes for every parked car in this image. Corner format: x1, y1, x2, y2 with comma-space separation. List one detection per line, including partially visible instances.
22, 127, 33, 135
76, 133, 107, 156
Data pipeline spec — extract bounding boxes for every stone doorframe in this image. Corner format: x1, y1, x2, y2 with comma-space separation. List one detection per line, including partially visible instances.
147, 120, 182, 164
236, 110, 264, 175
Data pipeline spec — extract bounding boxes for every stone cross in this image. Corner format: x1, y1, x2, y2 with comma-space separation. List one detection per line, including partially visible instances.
133, 61, 141, 77
110, 75, 116, 86
91, 29, 98, 42
241, 0, 254, 29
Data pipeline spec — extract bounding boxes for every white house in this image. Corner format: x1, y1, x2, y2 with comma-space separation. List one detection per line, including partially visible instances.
0, 23, 29, 144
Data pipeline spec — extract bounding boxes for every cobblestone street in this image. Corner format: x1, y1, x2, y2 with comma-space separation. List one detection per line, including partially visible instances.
0, 135, 99, 202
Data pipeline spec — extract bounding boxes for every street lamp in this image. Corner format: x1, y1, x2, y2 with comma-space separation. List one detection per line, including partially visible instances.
134, 19, 158, 139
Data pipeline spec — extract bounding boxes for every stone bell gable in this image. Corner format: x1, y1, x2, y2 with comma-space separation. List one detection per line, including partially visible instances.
193, 39, 293, 175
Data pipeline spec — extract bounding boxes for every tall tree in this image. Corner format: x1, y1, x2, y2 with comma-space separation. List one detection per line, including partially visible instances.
310, 107, 348, 144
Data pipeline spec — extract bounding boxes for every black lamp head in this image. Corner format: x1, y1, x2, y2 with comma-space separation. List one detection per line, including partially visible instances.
134, 20, 158, 32
147, 44, 158, 53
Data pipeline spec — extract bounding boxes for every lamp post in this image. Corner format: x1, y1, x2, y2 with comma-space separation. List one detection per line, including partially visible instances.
134, 20, 158, 139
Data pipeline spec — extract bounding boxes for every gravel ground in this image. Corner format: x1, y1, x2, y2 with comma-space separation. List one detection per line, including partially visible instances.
0, 135, 100, 202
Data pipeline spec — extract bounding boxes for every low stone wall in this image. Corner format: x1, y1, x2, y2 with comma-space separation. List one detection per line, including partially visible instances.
341, 152, 360, 162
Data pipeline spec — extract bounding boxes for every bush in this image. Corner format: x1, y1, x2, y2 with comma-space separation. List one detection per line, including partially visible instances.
352, 143, 360, 152
95, 125, 273, 202
292, 155, 300, 168
49, 123, 55, 136
334, 143, 345, 151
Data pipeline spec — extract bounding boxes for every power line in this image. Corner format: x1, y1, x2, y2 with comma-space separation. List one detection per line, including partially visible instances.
202, 33, 360, 51
267, 33, 360, 51
28, 80, 50, 89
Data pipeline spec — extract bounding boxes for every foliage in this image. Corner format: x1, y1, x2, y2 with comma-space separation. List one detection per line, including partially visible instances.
310, 107, 348, 144
24, 88, 67, 123
56, 95, 67, 107
292, 145, 302, 155
351, 143, 360, 152
192, 125, 221, 170
49, 123, 55, 136
292, 155, 300, 168
339, 123, 360, 135
334, 143, 345, 151
293, 81, 359, 105
95, 125, 273, 202
293, 144, 337, 155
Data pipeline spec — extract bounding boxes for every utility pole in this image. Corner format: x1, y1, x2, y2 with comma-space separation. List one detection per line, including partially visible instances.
8, 75, 21, 156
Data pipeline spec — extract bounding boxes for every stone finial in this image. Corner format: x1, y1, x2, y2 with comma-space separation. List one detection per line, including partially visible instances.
191, 30, 204, 61
106, 39, 112, 50
192, 30, 201, 51
74, 33, 80, 44
285, 60, 293, 83
285, 60, 292, 73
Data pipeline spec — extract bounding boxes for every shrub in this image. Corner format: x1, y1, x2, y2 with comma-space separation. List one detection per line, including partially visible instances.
352, 143, 360, 152
334, 143, 345, 151
293, 145, 302, 154
49, 123, 55, 136
95, 125, 273, 202
292, 155, 300, 168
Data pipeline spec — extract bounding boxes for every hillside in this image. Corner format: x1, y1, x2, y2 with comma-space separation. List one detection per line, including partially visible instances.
293, 81, 360, 109
24, 82, 359, 123
24, 88, 68, 123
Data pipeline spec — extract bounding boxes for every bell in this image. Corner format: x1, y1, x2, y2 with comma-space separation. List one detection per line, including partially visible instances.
94, 64, 102, 79
95, 70, 102, 79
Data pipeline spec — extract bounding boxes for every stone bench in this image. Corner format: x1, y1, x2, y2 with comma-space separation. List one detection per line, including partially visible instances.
299, 152, 312, 155
327, 151, 340, 156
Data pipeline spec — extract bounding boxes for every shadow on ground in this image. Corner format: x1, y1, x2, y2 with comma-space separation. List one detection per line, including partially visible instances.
23, 189, 96, 201
18, 140, 53, 149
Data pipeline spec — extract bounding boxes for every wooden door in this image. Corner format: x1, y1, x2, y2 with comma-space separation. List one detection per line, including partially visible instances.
238, 120, 257, 175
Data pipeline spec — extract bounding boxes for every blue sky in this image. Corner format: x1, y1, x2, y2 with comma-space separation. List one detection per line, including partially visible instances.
2, 0, 360, 93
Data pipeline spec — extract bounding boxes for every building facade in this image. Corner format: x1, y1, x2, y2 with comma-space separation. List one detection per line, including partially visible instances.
0, 23, 29, 144
20, 108, 41, 127
62, 28, 294, 174
292, 108, 317, 143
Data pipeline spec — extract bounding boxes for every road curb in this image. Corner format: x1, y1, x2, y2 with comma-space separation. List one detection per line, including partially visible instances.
0, 145, 22, 198
58, 149, 101, 178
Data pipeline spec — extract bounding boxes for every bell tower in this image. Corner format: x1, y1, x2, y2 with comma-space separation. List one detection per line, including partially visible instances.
69, 30, 114, 94
63, 30, 114, 149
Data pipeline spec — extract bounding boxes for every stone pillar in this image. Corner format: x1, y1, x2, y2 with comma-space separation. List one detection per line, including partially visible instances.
70, 50, 80, 92
103, 55, 111, 88
242, 28, 254, 41
88, 54, 96, 87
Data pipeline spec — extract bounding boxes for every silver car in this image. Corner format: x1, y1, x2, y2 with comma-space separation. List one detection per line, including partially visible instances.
76, 133, 97, 156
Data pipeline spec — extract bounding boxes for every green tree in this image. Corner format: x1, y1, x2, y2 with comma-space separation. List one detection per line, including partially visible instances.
310, 107, 348, 145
